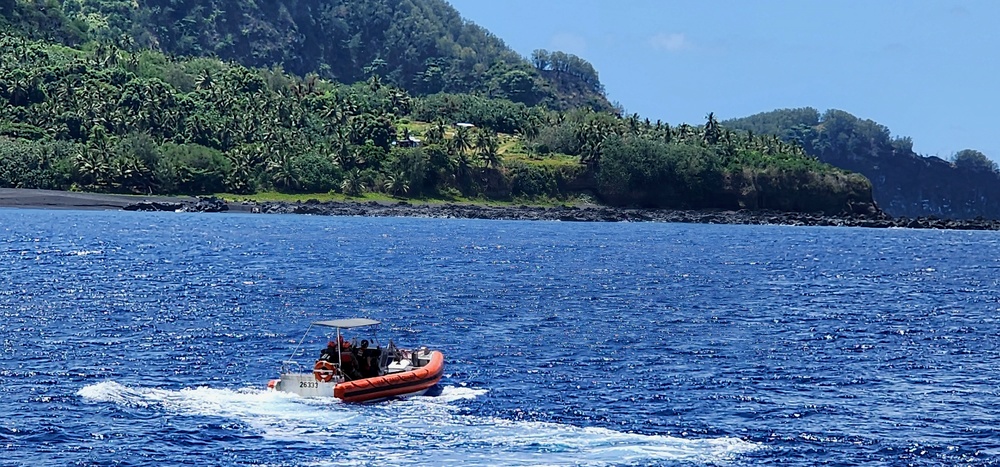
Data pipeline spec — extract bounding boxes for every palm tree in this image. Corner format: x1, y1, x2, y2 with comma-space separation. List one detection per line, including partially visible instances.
475, 129, 501, 169
424, 119, 446, 145
109, 154, 154, 193
517, 117, 540, 140
7, 72, 34, 106
627, 113, 641, 135
267, 151, 298, 191
677, 123, 695, 143
197, 69, 214, 91
703, 112, 722, 145
322, 103, 347, 131
331, 132, 356, 169
341, 169, 363, 196
383, 172, 410, 196
454, 152, 473, 188
367, 74, 382, 92
74, 131, 115, 189
226, 144, 262, 194
124, 53, 139, 73
452, 124, 472, 155
576, 120, 613, 169
74, 150, 107, 188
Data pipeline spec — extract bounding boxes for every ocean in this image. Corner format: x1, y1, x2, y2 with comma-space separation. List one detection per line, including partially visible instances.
2, 208, 999, 466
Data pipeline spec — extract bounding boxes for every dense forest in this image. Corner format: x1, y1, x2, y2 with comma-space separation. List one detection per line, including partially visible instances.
0, 0, 875, 215
2, 0, 611, 111
725, 108, 1000, 219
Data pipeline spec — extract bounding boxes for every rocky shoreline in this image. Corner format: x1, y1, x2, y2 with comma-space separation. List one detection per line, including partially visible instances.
247, 198, 1000, 231
2, 189, 999, 230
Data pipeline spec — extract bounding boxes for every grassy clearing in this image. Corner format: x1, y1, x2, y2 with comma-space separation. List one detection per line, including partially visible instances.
505, 152, 579, 169
396, 121, 578, 164
396, 120, 432, 137
216, 191, 592, 208
213, 121, 590, 207
216, 191, 395, 203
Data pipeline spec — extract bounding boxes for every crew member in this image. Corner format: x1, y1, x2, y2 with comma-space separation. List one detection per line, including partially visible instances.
340, 338, 362, 380
319, 341, 338, 362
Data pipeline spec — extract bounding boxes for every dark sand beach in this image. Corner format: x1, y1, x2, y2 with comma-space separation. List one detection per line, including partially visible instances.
0, 188, 198, 211
0, 188, 254, 213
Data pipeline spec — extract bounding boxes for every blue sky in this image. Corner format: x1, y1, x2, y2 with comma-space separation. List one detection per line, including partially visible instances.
448, 0, 998, 162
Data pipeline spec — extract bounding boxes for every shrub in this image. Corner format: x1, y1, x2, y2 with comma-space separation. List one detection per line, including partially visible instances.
292, 152, 341, 193
157, 142, 229, 193
0, 138, 75, 189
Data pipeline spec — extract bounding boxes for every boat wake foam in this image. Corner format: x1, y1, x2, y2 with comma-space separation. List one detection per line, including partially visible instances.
78, 381, 759, 465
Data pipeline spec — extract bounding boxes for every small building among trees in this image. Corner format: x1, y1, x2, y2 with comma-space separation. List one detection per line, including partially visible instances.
396, 135, 422, 148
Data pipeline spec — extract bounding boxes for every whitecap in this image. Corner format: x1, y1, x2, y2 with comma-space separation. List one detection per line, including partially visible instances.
67, 250, 102, 256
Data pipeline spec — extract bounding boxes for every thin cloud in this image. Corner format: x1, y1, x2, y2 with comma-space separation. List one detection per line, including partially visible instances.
648, 32, 693, 52
881, 42, 908, 56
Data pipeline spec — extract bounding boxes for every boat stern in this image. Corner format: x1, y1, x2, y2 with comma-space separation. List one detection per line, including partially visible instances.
269, 372, 338, 398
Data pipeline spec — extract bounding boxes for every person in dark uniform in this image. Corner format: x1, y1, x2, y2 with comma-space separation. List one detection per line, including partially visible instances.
319, 341, 338, 362
356, 340, 372, 376
340, 338, 362, 380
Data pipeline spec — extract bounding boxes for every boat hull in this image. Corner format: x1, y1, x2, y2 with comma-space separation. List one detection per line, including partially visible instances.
269, 350, 444, 403
268, 372, 337, 398
335, 350, 444, 403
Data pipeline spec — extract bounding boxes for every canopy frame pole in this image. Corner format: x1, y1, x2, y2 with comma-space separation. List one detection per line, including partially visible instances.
336, 327, 342, 371
284, 323, 314, 372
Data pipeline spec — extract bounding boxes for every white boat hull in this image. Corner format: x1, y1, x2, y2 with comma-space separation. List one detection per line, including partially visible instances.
268, 372, 437, 400
268, 372, 338, 398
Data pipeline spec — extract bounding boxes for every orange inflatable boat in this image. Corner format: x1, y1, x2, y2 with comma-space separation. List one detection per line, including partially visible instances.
267, 318, 445, 402
335, 349, 444, 402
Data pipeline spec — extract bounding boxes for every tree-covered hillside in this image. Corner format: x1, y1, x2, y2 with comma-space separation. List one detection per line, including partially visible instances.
2, 0, 611, 111
725, 108, 1000, 219
0, 2, 879, 216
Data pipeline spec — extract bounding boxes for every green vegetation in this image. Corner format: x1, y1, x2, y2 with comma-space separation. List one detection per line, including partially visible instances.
0, 1, 875, 215
723, 108, 918, 165
724, 108, 1000, 218
582, 113, 870, 212
3, 0, 611, 111
724, 106, 993, 177
952, 149, 997, 173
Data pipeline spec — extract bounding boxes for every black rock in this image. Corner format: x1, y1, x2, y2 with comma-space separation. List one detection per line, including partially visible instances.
233, 199, 1000, 230
123, 201, 185, 212
182, 196, 229, 213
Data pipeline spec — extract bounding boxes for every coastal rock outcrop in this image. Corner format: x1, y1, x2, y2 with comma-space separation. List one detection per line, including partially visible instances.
181, 197, 229, 213
244, 199, 1000, 230
122, 201, 185, 212
123, 196, 228, 213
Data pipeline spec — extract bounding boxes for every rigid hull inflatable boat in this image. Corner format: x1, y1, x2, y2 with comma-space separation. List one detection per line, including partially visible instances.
267, 318, 444, 402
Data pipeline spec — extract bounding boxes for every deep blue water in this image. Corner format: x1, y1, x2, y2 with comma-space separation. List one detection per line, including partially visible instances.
3, 208, 1000, 466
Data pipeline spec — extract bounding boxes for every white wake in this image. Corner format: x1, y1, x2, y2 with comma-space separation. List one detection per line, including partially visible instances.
79, 381, 759, 465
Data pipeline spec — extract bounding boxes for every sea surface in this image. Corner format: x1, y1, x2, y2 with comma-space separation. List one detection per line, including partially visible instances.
2, 208, 1000, 466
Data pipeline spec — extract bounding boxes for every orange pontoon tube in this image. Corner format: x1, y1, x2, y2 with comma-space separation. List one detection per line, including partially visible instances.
335, 350, 444, 402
